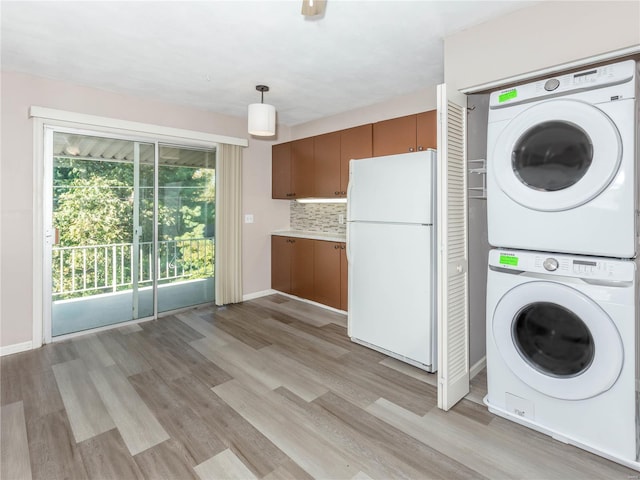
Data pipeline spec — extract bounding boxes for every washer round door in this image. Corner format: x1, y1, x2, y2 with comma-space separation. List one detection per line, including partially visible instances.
492, 281, 623, 400
492, 99, 622, 212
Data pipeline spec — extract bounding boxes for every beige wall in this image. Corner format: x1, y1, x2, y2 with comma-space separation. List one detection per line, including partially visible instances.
0, 70, 289, 347
291, 87, 437, 139
444, 1, 640, 89
444, 0, 640, 366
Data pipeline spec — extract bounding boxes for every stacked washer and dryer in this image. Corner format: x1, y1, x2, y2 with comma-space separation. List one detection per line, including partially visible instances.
485, 60, 640, 470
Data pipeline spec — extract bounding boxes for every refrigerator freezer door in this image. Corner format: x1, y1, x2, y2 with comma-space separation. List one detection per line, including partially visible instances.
347, 221, 435, 367
348, 151, 435, 224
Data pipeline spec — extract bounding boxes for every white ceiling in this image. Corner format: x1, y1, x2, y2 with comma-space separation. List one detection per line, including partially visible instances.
1, 1, 537, 127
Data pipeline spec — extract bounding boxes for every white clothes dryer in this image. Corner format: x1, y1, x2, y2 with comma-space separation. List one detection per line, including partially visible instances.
487, 60, 638, 258
486, 249, 639, 469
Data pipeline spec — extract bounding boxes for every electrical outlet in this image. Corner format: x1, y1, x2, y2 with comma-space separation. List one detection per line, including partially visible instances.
244, 214, 254, 224
338, 214, 345, 225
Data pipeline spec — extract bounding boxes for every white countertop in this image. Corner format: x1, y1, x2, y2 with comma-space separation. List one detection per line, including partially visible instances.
272, 230, 346, 242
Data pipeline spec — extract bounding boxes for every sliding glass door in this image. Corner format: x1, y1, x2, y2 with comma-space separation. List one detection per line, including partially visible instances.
157, 144, 215, 313
46, 130, 215, 338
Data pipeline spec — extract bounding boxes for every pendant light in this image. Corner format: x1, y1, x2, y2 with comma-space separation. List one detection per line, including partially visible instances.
301, 0, 326, 17
248, 85, 276, 137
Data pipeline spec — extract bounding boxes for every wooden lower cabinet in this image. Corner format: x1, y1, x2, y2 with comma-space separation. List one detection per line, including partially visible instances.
340, 244, 348, 311
290, 238, 314, 299
271, 236, 347, 311
270, 236, 314, 298
271, 236, 292, 293
313, 241, 342, 309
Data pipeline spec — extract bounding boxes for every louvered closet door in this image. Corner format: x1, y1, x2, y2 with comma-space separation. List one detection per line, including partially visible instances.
436, 84, 470, 411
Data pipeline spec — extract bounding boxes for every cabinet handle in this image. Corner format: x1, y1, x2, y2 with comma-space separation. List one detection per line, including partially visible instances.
335, 191, 340, 195
341, 191, 346, 195
418, 146, 423, 151
334, 245, 340, 249
340, 245, 346, 249
409, 147, 415, 152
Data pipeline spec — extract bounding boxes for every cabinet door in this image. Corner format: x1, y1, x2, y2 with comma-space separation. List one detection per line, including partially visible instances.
291, 138, 314, 198
340, 243, 348, 311
313, 240, 342, 309
271, 236, 292, 293
272, 142, 292, 199
373, 115, 417, 157
314, 131, 341, 198
290, 238, 314, 299
417, 110, 437, 152
340, 124, 372, 194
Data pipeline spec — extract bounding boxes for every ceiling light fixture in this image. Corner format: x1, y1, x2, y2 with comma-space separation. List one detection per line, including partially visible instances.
248, 85, 276, 137
301, 0, 326, 17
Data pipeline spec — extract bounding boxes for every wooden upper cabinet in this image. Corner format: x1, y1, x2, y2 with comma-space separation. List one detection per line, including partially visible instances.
291, 138, 314, 198
314, 131, 341, 198
373, 115, 417, 156
272, 142, 292, 199
272, 111, 433, 199
417, 110, 437, 151
340, 124, 372, 194
372, 110, 437, 157
313, 240, 342, 309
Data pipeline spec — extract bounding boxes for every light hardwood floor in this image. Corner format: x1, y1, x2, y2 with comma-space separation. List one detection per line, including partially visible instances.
0, 294, 636, 479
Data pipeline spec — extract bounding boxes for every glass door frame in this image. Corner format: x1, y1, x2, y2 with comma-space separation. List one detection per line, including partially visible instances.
42, 124, 218, 343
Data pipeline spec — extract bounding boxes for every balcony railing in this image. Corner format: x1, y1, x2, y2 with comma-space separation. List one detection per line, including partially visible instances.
52, 237, 214, 299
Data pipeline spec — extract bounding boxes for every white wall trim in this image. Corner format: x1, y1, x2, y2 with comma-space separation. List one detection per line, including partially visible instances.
32, 109, 241, 348
29, 106, 249, 147
470, 356, 487, 380
461, 45, 640, 94
49, 316, 155, 343
0, 341, 33, 357
242, 289, 277, 301
271, 290, 347, 315
32, 118, 45, 349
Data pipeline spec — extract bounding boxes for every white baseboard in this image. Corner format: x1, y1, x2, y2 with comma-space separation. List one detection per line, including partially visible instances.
470, 356, 487, 379
270, 290, 347, 315
242, 289, 277, 301
0, 341, 33, 357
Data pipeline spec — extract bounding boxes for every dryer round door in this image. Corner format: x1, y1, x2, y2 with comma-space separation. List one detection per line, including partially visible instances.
492, 99, 622, 212
492, 281, 623, 400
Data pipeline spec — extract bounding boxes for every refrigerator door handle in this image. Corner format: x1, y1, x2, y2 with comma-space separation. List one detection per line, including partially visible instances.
346, 221, 351, 264
346, 163, 354, 221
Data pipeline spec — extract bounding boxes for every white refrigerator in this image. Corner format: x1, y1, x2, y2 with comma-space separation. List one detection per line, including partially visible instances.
347, 150, 437, 372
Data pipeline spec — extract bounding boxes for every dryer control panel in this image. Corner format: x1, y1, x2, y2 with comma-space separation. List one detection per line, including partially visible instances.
489, 59, 636, 108
489, 249, 635, 282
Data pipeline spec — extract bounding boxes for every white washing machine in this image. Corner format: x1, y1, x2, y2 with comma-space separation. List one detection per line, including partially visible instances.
486, 249, 639, 469
487, 60, 638, 258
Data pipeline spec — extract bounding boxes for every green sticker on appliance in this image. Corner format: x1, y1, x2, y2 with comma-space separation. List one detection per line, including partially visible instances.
498, 89, 517, 103
499, 255, 518, 266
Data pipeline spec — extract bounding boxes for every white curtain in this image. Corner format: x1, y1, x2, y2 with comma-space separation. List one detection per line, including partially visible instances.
215, 143, 243, 305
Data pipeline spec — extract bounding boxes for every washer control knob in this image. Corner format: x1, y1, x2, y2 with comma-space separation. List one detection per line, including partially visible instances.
543, 258, 559, 271
544, 78, 560, 91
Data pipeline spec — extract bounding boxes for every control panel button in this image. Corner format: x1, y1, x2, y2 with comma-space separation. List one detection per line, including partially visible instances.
543, 258, 559, 271
544, 78, 560, 91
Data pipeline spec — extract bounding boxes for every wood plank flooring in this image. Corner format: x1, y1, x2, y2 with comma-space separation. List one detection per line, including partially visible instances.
0, 294, 636, 479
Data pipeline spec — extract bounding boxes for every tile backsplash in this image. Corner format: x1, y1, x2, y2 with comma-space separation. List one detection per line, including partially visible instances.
290, 201, 347, 234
